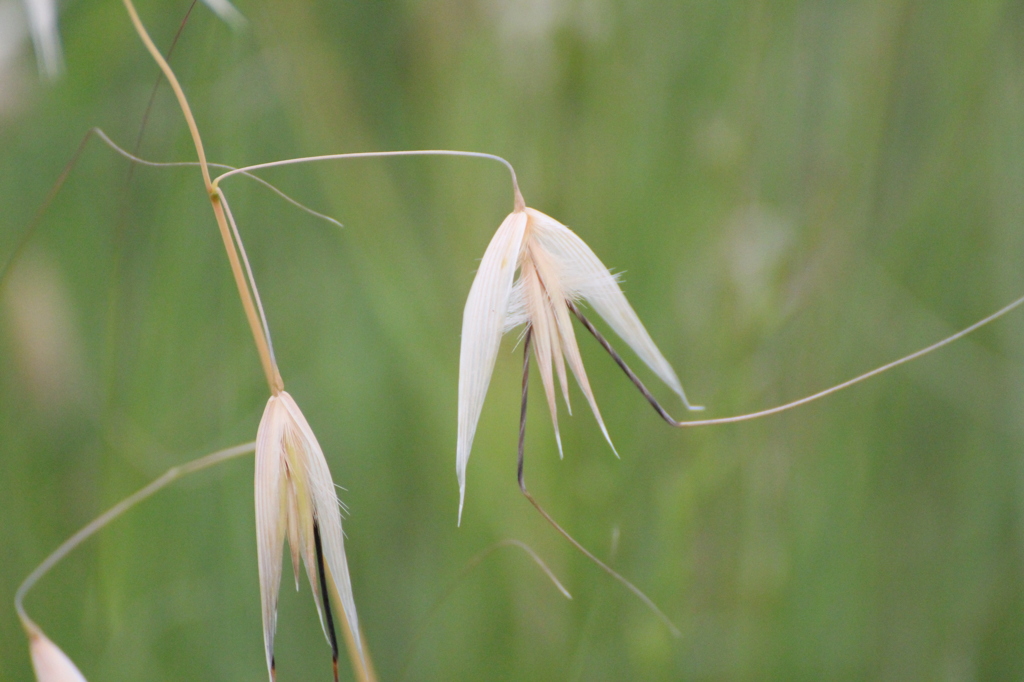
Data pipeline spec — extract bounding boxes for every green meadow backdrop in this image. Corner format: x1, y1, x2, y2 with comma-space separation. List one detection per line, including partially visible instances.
4, 1, 1024, 679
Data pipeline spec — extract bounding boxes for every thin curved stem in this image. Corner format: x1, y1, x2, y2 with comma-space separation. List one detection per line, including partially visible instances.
518, 326, 681, 637
213, 150, 525, 212
92, 127, 343, 228
568, 292, 1024, 427
15, 441, 255, 631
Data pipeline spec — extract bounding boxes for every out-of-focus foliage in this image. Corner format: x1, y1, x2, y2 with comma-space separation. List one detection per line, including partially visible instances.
3, 1, 1024, 679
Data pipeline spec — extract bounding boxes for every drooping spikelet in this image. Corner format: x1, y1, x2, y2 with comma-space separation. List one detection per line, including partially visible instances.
255, 390, 360, 680
457, 206, 700, 522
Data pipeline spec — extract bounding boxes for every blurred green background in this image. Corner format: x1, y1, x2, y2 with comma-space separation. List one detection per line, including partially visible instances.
4, 0, 1024, 679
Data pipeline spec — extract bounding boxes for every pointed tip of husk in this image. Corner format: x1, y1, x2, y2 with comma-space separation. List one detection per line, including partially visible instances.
596, 418, 619, 459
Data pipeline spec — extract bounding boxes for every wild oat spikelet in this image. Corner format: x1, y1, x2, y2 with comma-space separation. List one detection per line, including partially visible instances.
457, 206, 701, 522
255, 390, 360, 680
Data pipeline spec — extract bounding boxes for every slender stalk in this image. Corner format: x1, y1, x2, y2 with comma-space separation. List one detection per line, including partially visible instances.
16, 442, 256, 633
212, 150, 525, 212
94, 127, 344, 227
518, 327, 681, 637
121, 0, 282, 395
119, 0, 210, 187
568, 293, 1024, 428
